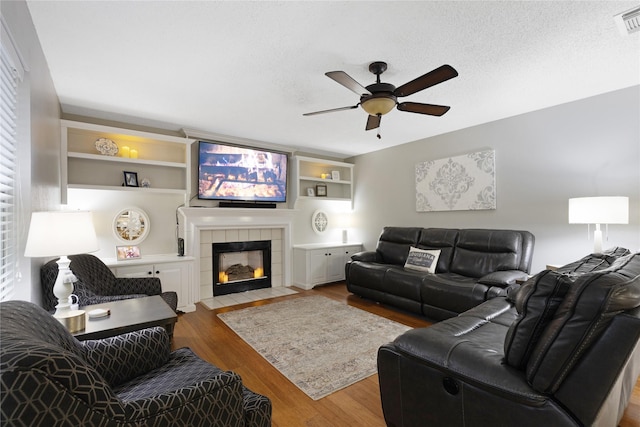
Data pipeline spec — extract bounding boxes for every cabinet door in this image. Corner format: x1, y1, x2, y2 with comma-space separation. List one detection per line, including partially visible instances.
155, 262, 187, 304
116, 262, 187, 307
325, 248, 345, 283
309, 249, 328, 285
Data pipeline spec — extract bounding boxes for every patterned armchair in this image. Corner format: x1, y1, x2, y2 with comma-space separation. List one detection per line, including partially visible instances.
0, 300, 272, 426
41, 254, 178, 313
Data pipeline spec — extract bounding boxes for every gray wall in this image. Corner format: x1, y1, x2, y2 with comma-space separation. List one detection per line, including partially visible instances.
351, 86, 640, 273
3, 0, 62, 303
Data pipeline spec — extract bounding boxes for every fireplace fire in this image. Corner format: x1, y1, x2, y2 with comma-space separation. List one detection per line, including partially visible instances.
213, 240, 271, 296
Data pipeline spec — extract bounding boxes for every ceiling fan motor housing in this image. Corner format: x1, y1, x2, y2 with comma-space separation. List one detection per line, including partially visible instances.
361, 82, 397, 116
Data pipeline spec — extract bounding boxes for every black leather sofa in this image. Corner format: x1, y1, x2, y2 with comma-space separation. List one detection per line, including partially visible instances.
378, 249, 640, 427
346, 227, 535, 320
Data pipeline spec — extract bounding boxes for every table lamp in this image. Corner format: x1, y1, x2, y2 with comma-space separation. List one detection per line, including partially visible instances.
568, 196, 629, 253
24, 211, 99, 316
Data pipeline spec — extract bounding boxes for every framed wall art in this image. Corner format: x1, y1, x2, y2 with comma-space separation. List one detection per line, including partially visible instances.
123, 171, 139, 187
415, 149, 496, 212
316, 184, 327, 197
116, 245, 141, 260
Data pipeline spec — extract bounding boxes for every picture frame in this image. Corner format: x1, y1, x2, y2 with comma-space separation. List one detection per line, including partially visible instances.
123, 171, 139, 187
316, 184, 327, 197
331, 170, 341, 181
307, 187, 315, 197
116, 245, 141, 260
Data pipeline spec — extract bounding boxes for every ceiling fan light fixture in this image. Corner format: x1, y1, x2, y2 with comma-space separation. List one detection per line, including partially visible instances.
361, 95, 396, 116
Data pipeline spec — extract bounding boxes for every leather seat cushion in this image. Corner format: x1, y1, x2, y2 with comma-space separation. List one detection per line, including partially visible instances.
347, 261, 389, 292
383, 267, 426, 301
420, 273, 489, 314
391, 314, 547, 405
526, 253, 640, 393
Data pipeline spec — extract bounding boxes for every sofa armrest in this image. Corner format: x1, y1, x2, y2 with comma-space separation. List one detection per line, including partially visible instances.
82, 326, 171, 387
350, 250, 382, 263
119, 351, 248, 425
478, 270, 529, 287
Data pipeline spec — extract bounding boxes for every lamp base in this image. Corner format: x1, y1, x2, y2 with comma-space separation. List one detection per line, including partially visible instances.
53, 256, 76, 316
54, 309, 86, 333
593, 224, 603, 254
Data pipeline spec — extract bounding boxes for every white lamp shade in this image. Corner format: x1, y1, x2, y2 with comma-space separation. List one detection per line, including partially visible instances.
24, 211, 99, 257
568, 197, 629, 225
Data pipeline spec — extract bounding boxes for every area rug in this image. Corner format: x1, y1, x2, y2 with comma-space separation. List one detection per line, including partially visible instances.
217, 295, 411, 400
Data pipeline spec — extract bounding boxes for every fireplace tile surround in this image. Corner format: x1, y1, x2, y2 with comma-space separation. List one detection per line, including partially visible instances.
179, 207, 294, 302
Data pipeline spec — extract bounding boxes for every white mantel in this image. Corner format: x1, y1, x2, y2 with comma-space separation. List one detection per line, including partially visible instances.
178, 207, 296, 302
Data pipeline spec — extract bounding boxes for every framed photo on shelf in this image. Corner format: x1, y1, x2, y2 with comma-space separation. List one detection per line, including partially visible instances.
123, 171, 139, 187
331, 170, 341, 181
307, 187, 315, 197
316, 184, 327, 197
116, 245, 141, 260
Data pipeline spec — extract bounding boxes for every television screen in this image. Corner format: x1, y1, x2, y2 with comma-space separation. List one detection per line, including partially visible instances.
198, 141, 288, 203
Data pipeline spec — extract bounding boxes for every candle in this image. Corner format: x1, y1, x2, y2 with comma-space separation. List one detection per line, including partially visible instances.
130, 148, 138, 159
321, 173, 327, 179
120, 146, 130, 158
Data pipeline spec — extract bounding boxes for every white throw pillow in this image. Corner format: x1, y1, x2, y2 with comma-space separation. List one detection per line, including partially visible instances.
404, 247, 441, 274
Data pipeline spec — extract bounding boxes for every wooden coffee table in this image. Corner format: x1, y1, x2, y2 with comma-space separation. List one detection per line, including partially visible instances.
72, 295, 178, 341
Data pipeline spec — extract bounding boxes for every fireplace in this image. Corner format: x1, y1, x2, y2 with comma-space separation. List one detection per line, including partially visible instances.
213, 240, 271, 296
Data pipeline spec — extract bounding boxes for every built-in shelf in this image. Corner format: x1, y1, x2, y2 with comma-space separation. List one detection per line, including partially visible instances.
68, 184, 187, 194
67, 152, 187, 169
292, 155, 354, 206
61, 120, 193, 203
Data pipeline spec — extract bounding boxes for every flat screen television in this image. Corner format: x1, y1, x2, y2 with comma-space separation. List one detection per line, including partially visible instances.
198, 141, 288, 203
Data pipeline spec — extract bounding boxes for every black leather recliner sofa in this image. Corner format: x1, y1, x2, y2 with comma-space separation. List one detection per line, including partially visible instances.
378, 249, 640, 427
346, 227, 535, 320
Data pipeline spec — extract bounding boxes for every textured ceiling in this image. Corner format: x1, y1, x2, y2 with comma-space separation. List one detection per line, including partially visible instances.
26, 1, 640, 158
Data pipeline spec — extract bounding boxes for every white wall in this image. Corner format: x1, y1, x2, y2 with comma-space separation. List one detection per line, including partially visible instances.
65, 190, 184, 260
351, 86, 640, 273
3, 0, 62, 303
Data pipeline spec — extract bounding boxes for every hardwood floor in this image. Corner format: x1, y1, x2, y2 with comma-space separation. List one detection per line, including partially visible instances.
171, 283, 640, 426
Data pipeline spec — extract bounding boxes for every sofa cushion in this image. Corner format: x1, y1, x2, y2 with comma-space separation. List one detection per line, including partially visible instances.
416, 228, 459, 273
555, 247, 631, 274
347, 261, 389, 292
450, 229, 523, 277
404, 247, 440, 273
376, 227, 422, 265
526, 253, 640, 393
504, 248, 634, 370
383, 267, 427, 301
503, 270, 572, 369
420, 273, 489, 314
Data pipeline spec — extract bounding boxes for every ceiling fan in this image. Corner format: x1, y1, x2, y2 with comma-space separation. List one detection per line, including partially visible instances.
304, 61, 458, 137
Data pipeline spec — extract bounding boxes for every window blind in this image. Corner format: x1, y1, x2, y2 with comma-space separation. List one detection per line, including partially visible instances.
0, 19, 24, 302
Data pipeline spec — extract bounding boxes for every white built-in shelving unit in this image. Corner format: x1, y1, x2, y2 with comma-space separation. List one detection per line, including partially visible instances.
292, 155, 354, 207
60, 120, 193, 204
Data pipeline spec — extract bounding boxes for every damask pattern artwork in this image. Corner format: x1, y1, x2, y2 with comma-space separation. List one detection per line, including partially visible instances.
416, 149, 496, 212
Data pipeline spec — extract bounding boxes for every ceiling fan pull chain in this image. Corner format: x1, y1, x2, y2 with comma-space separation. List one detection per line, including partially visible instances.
377, 114, 382, 139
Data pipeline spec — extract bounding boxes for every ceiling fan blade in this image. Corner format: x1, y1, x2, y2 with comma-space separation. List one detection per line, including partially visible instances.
326, 71, 372, 96
365, 114, 381, 130
397, 102, 451, 116
303, 105, 359, 116
394, 65, 458, 97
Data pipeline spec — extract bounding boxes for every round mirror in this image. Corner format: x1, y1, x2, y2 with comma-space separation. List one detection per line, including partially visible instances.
113, 208, 150, 244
